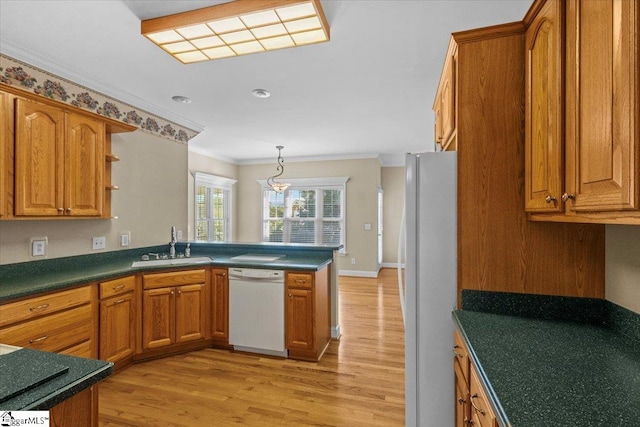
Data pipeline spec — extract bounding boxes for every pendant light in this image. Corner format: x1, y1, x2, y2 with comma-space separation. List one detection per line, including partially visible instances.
267, 145, 291, 193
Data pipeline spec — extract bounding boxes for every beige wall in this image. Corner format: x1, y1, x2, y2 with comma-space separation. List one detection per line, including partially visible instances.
0, 130, 188, 264
605, 224, 640, 314
187, 151, 239, 240
381, 167, 405, 266
235, 158, 382, 275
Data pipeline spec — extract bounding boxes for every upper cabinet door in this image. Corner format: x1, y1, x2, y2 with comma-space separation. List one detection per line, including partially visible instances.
525, 0, 563, 212
65, 114, 104, 216
565, 0, 638, 212
14, 98, 65, 216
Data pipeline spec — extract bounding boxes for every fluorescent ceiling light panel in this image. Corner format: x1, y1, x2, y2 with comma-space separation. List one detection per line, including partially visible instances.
260, 35, 295, 50
251, 23, 288, 39
141, 0, 329, 63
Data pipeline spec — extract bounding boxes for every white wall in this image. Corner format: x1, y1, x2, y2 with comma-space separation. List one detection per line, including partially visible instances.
605, 224, 640, 314
235, 158, 382, 275
381, 167, 405, 266
0, 130, 189, 264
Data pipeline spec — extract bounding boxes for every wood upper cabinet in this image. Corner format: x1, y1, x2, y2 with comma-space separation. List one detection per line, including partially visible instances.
211, 268, 229, 344
14, 98, 65, 216
525, 0, 564, 212
565, 0, 638, 214
434, 41, 457, 151
142, 269, 208, 351
525, 0, 639, 224
285, 269, 331, 361
14, 96, 105, 217
0, 91, 9, 217
99, 276, 136, 365
1, 83, 135, 220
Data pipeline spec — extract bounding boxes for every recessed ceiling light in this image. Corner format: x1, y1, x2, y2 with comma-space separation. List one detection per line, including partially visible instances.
251, 89, 271, 98
172, 95, 192, 104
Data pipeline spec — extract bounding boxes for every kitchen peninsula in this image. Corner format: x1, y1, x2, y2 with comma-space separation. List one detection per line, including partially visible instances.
0, 242, 339, 381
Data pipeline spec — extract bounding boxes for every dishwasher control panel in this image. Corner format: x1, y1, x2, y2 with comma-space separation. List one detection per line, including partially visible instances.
229, 268, 284, 279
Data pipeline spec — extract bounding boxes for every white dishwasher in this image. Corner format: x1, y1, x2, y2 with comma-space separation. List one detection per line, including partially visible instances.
228, 268, 287, 357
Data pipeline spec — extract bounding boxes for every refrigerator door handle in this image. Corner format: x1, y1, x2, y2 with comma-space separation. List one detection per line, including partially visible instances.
397, 204, 406, 326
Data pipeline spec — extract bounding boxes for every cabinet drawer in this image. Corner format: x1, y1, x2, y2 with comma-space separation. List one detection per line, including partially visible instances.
60, 340, 93, 359
0, 303, 92, 353
100, 275, 136, 299
470, 365, 497, 427
143, 269, 206, 289
286, 272, 313, 289
0, 286, 91, 328
454, 329, 470, 381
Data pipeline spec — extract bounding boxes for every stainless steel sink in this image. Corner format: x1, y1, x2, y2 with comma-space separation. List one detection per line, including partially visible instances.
131, 256, 212, 268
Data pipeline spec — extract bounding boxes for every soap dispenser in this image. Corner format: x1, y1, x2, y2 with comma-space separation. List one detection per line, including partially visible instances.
185, 243, 191, 258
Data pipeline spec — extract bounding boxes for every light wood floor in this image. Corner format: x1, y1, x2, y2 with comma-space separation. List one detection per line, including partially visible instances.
98, 268, 405, 426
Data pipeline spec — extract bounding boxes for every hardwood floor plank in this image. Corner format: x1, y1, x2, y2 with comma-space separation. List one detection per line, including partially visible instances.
99, 269, 405, 426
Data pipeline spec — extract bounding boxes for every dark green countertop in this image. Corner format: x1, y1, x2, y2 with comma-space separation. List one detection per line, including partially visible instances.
453, 310, 640, 427
0, 347, 113, 410
0, 242, 336, 302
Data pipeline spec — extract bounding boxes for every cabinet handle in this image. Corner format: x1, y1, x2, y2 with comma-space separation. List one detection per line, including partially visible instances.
458, 397, 466, 405
295, 279, 306, 284
545, 195, 557, 204
453, 345, 463, 358
561, 193, 575, 202
57, 207, 64, 213
29, 335, 49, 343
65, 208, 72, 214
114, 298, 126, 304
470, 394, 485, 416
465, 418, 474, 426
29, 303, 50, 312
113, 284, 125, 291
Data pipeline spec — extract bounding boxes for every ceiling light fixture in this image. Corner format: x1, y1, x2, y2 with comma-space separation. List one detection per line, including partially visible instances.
251, 88, 271, 98
141, 0, 330, 64
267, 145, 291, 193
172, 95, 192, 103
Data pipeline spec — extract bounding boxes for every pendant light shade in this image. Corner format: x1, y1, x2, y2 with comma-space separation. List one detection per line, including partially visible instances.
267, 146, 291, 193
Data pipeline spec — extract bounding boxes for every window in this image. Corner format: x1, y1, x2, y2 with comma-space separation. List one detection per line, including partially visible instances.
194, 172, 236, 241
259, 177, 348, 251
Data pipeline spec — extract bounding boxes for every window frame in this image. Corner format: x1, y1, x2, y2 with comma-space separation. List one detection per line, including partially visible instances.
258, 177, 348, 252
194, 172, 236, 242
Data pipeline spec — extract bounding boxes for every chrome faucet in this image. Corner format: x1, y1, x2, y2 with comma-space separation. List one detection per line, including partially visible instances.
170, 226, 177, 258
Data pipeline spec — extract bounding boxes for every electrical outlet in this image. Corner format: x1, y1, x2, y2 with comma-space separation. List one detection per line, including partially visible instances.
92, 236, 106, 250
31, 237, 47, 257
351, 258, 356, 265
177, 230, 183, 240
120, 232, 130, 247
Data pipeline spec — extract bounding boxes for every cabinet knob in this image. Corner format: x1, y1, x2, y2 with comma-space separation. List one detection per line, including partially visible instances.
65, 207, 72, 214
288, 293, 292, 297
113, 284, 125, 291
57, 207, 64, 213
177, 290, 181, 295
561, 193, 575, 202
170, 290, 175, 295
545, 195, 557, 204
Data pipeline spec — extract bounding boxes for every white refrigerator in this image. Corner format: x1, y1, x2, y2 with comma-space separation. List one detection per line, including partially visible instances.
400, 152, 456, 426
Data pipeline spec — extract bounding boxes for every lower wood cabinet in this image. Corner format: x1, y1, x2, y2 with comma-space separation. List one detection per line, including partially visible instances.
99, 275, 136, 365
211, 267, 229, 345
0, 285, 96, 358
454, 329, 497, 427
285, 268, 330, 361
142, 269, 208, 350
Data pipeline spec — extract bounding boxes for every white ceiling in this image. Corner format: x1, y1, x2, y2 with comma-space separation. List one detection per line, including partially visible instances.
0, 0, 531, 166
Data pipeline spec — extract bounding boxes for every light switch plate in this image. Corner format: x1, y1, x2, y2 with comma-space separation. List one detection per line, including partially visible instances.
120, 231, 130, 247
